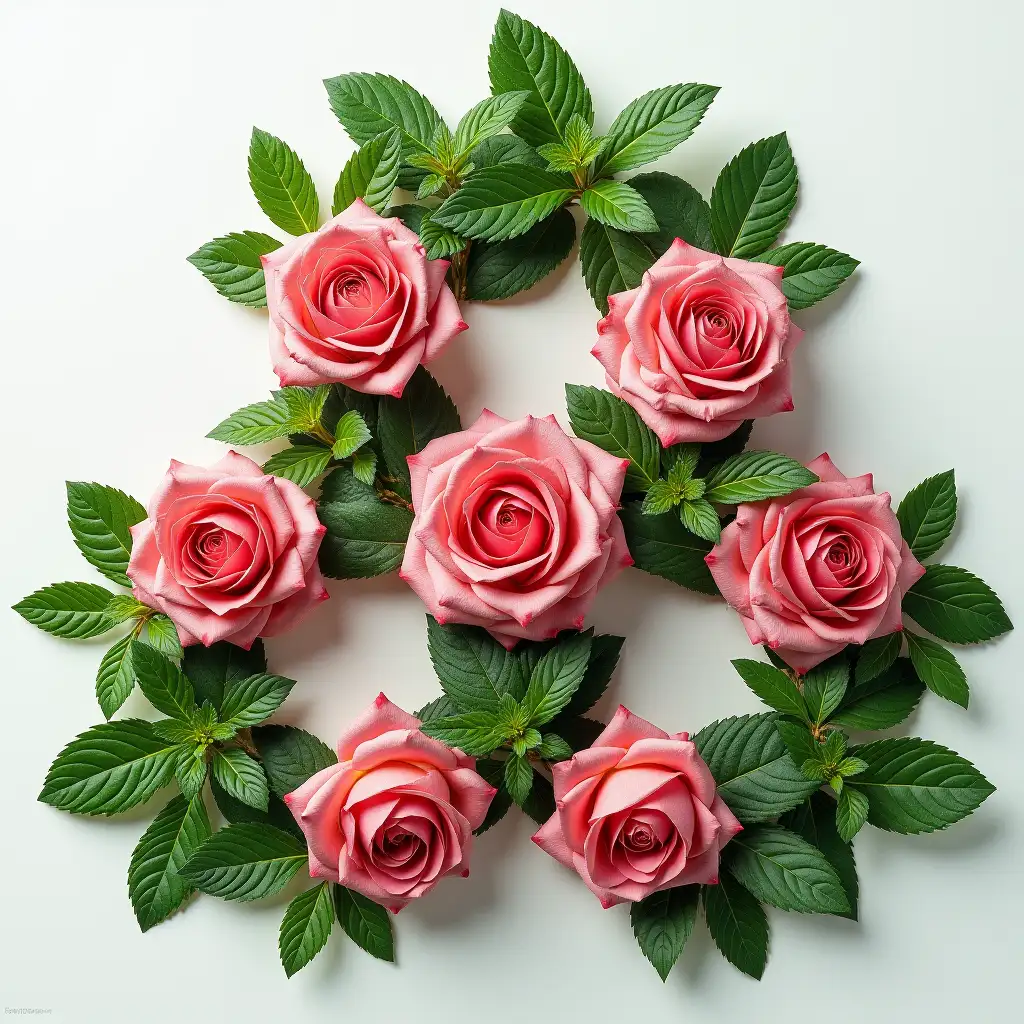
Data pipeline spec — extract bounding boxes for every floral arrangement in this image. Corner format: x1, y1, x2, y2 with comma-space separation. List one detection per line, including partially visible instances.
15, 9, 1010, 985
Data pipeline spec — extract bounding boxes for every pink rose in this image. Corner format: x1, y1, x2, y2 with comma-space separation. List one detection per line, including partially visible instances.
283, 694, 496, 912
399, 411, 632, 647
263, 199, 468, 395
591, 238, 802, 444
532, 706, 742, 907
706, 454, 926, 673
127, 452, 328, 648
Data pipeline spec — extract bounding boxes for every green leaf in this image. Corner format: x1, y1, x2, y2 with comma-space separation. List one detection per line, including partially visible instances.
39, 719, 181, 815
210, 776, 302, 841
703, 451, 818, 504
680, 498, 721, 543
377, 366, 461, 500
253, 724, 337, 799
427, 617, 526, 712
696, 421, 755, 475
472, 757, 513, 834
432, 164, 574, 242
333, 885, 395, 961
386, 203, 428, 235
565, 384, 659, 493
620, 502, 717, 595
128, 793, 212, 932
560, 633, 623, 717
896, 470, 957, 561
415, 694, 461, 724
65, 481, 146, 587
629, 172, 715, 255
487, 9, 593, 148
630, 885, 700, 981
220, 673, 296, 729
596, 83, 719, 176
104, 594, 148, 627
902, 564, 1012, 644
453, 91, 530, 155
580, 180, 658, 233
263, 445, 334, 489
144, 614, 183, 659
710, 133, 798, 258
522, 770, 556, 825
536, 734, 573, 762
523, 632, 592, 727
802, 656, 848, 725
179, 823, 306, 901
830, 658, 925, 731
130, 642, 195, 720
855, 632, 902, 685
469, 134, 546, 171
693, 713, 819, 822
466, 207, 576, 301
418, 214, 467, 261
836, 787, 869, 843
725, 824, 849, 915
703, 873, 769, 980
182, 640, 266, 713
420, 711, 509, 757
174, 747, 208, 802
207, 393, 295, 445
753, 242, 859, 311
732, 659, 807, 720
187, 231, 282, 308
332, 128, 402, 216
847, 737, 995, 834
780, 792, 858, 920
14, 581, 116, 639
248, 128, 319, 236
578, 217, 657, 315
331, 410, 372, 460
504, 753, 534, 806
96, 634, 136, 719
351, 449, 377, 486
905, 632, 969, 708
211, 748, 269, 811
279, 882, 333, 977
774, 718, 818, 768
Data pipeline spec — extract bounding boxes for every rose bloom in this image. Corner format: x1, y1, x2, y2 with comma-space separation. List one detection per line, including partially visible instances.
127, 452, 328, 648
263, 199, 467, 395
399, 411, 632, 647
592, 238, 801, 444
284, 694, 496, 911
532, 706, 742, 906
706, 453, 925, 673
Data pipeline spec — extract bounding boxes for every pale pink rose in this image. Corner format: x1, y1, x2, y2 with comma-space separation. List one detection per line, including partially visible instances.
532, 706, 742, 907
283, 694, 496, 912
706, 454, 926, 673
591, 238, 802, 444
127, 452, 328, 648
399, 411, 632, 647
262, 199, 468, 395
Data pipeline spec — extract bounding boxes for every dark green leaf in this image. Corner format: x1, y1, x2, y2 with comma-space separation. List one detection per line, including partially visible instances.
630, 885, 700, 981
473, 757, 513, 834
333, 885, 395, 961
836, 787, 869, 843
187, 231, 282, 307
905, 632, 969, 708
521, 771, 556, 825
130, 642, 195, 720
523, 632, 592, 727
896, 470, 957, 562
504, 753, 534, 806
703, 873, 768, 979
210, 777, 303, 841
774, 719, 820, 777
620, 502, 717, 595
279, 882, 333, 977
65, 481, 146, 587
211, 748, 269, 811
96, 634, 136, 720
427, 617, 526, 712
332, 128, 402, 216
578, 217, 657, 315
753, 242, 859, 311
253, 724, 338, 799
182, 640, 266, 713
468, 134, 546, 170
418, 214, 467, 260
248, 128, 319, 236
802, 655, 848, 725
629, 172, 715, 255
220, 673, 297, 729
731, 659, 807, 720
903, 564, 1012, 644
831, 658, 925, 731
703, 450, 817, 504
560, 633, 623, 717
855, 632, 902, 685
14, 581, 116, 639
414, 694, 461, 723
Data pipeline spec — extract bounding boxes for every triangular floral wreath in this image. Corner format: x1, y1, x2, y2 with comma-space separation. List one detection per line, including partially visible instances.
17, 9, 1010, 983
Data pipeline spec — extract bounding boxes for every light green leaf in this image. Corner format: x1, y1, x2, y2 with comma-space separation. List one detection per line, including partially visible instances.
96, 634, 136, 720
263, 445, 334, 489
174, 746, 208, 802
332, 128, 402, 216
187, 231, 282, 308
351, 449, 377, 486
143, 614, 183, 659
732, 659, 807, 720
420, 711, 509, 757
104, 594, 148, 627
906, 631, 969, 708
580, 180, 658, 233
130, 642, 195, 720
427, 616, 526, 712
620, 502, 717, 595
252, 724, 337, 799
902, 564, 1012, 644
220, 673, 297, 729
279, 883, 334, 977
831, 658, 925, 731
578, 217, 657, 315
453, 91, 530, 155
504, 753, 534, 806
855, 632, 902, 685
333, 885, 395, 961
630, 885, 700, 981
332, 410, 372, 459
710, 133, 798, 258
641, 480, 679, 516
416, 173, 446, 199
836, 787, 869, 843
14, 581, 116, 639
681, 498, 721, 543
207, 393, 295, 445
248, 128, 319, 236
419, 214, 467, 261
211, 749, 268, 811
754, 242, 859, 311
703, 873, 768, 980
802, 656, 848, 725
703, 450, 818, 504
896, 470, 958, 561
65, 481, 146, 587
523, 632, 593, 727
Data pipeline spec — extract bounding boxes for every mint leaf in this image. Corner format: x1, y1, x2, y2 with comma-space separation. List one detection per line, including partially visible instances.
466, 207, 576, 301
65, 481, 146, 587
595, 84, 719, 177
703, 873, 768, 980
560, 633, 623, 717
680, 497, 721, 543
693, 713, 819, 823
14, 581, 116, 639
420, 712, 509, 757
419, 214, 467, 260
836, 787, 869, 843
703, 451, 818, 504
263, 445, 334, 488
333, 885, 395, 961
725, 824, 849, 915
130, 642, 195, 720
802, 656, 848, 725
905, 632, 969, 708
855, 632, 902, 685
427, 617, 526, 712
248, 128, 319, 236
179, 823, 306, 901
468, 134, 545, 171
830, 658, 924, 731
902, 564, 1012, 644
253, 724, 337, 799
144, 613, 183, 659
504, 753, 534, 806
522, 770, 556, 825
211, 749, 268, 811
432, 165, 574, 242
182, 639, 266, 713
710, 133, 798, 258
332, 128, 402, 216
174, 746, 208, 802
487, 10, 593, 148
220, 674, 296, 729
332, 410, 372, 460
630, 884, 700, 981
279, 882, 333, 977
578, 218, 656, 314
187, 231, 282, 307
473, 757, 513, 834
453, 91, 530, 155
732, 659, 807, 720
128, 793, 211, 932
207, 393, 295, 445
523, 632, 592, 727
351, 449, 377, 487
753, 242, 859, 311
774, 719, 819, 777
536, 734, 573, 762
415, 694, 461, 723
847, 737, 995, 834
580, 180, 658, 233
39, 719, 180, 815
620, 502, 717, 595
629, 172, 715, 255
565, 384, 660, 493
96, 634, 136, 720
210, 777, 302, 842
896, 470, 958, 561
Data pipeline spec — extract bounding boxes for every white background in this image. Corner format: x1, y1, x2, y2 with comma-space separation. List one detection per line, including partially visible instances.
1, 1, 1021, 1019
